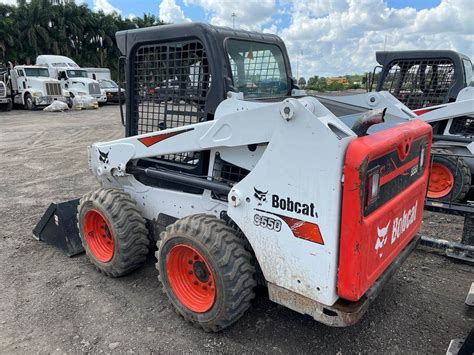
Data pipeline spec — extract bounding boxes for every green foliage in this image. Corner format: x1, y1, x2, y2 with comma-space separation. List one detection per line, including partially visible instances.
0, 0, 165, 80
297, 77, 306, 87
303, 74, 364, 91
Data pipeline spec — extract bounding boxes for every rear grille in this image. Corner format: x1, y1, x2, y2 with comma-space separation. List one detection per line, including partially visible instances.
45, 82, 62, 96
381, 58, 455, 110
88, 82, 101, 95
0, 82, 5, 97
449, 116, 474, 138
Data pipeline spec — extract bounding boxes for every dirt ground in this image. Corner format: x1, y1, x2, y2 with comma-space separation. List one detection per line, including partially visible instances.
0, 106, 472, 354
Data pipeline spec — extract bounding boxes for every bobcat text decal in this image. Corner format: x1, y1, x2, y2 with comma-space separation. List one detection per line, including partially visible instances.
253, 188, 318, 218
375, 201, 418, 257
272, 195, 318, 218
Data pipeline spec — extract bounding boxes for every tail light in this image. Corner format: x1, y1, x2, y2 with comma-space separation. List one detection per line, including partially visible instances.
419, 146, 425, 171
366, 167, 380, 206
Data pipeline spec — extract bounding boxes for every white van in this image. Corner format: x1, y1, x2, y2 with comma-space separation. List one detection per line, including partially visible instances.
84, 68, 111, 81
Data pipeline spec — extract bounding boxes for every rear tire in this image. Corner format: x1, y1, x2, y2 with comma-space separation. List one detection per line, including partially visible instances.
77, 188, 149, 277
428, 148, 471, 202
0, 101, 12, 111
157, 214, 256, 332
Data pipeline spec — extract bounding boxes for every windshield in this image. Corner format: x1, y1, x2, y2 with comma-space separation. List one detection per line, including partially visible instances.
24, 68, 50, 77
463, 59, 473, 86
226, 39, 289, 98
67, 70, 88, 78
99, 80, 118, 89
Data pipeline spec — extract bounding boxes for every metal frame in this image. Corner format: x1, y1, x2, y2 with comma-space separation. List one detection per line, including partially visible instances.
375, 50, 471, 109
115, 23, 294, 138
421, 150, 473, 263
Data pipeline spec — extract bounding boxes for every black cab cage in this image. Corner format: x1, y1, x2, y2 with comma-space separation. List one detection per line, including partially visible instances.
115, 23, 294, 138
375, 50, 473, 110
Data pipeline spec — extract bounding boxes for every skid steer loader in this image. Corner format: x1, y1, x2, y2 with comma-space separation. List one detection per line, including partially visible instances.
367, 50, 474, 203
76, 23, 432, 331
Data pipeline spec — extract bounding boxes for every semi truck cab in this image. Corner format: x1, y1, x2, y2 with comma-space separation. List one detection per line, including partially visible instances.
35, 55, 107, 105
10, 65, 68, 110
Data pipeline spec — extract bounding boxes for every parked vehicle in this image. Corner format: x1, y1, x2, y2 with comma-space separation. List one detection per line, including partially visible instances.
36, 55, 107, 106
98, 79, 125, 104
367, 50, 474, 203
369, 50, 473, 110
84, 67, 111, 81
74, 24, 432, 332
0, 68, 12, 111
8, 65, 69, 110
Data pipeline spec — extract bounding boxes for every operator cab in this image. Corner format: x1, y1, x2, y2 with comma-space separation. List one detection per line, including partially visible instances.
116, 23, 295, 138
116, 23, 296, 191
370, 50, 473, 110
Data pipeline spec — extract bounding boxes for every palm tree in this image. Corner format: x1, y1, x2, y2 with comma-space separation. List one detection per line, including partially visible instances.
15, 0, 53, 63
0, 1, 166, 77
0, 4, 17, 62
132, 13, 164, 28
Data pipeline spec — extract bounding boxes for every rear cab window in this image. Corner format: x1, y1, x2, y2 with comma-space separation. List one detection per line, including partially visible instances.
226, 39, 289, 99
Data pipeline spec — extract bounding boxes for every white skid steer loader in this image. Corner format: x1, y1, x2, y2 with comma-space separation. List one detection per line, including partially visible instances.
76, 23, 432, 332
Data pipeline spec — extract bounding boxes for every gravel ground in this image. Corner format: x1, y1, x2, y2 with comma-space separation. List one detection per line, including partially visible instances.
0, 106, 472, 354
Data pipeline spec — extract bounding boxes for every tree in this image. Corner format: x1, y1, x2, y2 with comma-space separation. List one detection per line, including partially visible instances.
0, 0, 166, 78
297, 77, 306, 88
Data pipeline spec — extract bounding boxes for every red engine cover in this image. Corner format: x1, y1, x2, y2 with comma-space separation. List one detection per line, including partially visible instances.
338, 119, 432, 302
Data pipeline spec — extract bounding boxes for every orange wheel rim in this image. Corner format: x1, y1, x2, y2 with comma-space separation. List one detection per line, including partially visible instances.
428, 163, 454, 198
82, 209, 115, 262
166, 244, 216, 313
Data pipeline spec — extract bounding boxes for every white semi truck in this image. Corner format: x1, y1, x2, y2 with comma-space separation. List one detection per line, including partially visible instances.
0, 69, 12, 111
36, 55, 107, 106
9, 65, 69, 110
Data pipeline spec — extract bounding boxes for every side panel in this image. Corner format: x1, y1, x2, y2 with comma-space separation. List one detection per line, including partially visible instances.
338, 119, 432, 301
227, 97, 356, 306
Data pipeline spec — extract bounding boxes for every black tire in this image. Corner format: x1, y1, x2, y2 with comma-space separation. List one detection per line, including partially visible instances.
1, 101, 12, 111
429, 148, 471, 202
98, 102, 105, 107
77, 188, 149, 277
24, 94, 36, 111
156, 214, 256, 332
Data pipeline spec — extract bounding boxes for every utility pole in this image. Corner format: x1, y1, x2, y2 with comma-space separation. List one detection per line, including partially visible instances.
296, 48, 303, 80
232, 12, 236, 29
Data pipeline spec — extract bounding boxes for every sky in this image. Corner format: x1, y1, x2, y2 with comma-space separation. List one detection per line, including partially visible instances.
2, 0, 473, 78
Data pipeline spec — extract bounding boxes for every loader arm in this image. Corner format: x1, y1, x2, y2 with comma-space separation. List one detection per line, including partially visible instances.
89, 95, 355, 182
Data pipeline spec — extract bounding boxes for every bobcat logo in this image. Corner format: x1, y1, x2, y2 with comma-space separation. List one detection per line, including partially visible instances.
98, 149, 109, 164
254, 187, 268, 205
375, 221, 390, 257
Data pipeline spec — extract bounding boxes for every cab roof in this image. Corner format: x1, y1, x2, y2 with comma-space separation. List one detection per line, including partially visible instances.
376, 50, 471, 66
116, 22, 285, 57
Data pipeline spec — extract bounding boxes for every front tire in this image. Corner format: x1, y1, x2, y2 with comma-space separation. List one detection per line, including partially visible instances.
77, 188, 150, 277
24, 94, 36, 111
428, 148, 471, 202
157, 214, 256, 332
